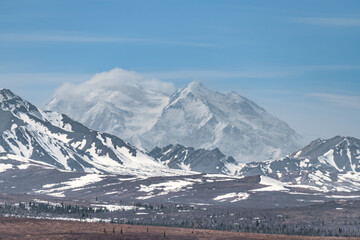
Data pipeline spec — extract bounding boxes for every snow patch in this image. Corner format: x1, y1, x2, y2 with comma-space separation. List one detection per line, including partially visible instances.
37, 174, 104, 197
318, 149, 340, 171
213, 192, 249, 202
137, 180, 197, 199
294, 150, 302, 158
251, 176, 288, 192
91, 204, 138, 212
0, 163, 13, 172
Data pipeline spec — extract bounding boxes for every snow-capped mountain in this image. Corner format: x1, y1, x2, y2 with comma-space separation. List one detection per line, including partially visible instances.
46, 68, 302, 163
141, 81, 302, 162
237, 136, 360, 191
45, 68, 173, 147
148, 144, 237, 174
0, 88, 179, 176
2, 89, 360, 206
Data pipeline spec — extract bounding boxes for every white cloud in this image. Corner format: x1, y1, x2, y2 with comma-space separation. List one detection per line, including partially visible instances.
144, 65, 360, 81
52, 68, 175, 100
310, 93, 360, 109
46, 68, 176, 143
0, 32, 215, 47
0, 72, 93, 106
0, 69, 175, 107
296, 17, 360, 26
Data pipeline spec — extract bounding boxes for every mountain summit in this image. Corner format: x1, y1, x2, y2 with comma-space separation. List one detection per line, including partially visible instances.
46, 69, 303, 162
0, 89, 41, 116
140, 81, 302, 162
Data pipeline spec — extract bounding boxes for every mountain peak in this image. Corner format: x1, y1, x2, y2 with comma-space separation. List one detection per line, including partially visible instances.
0, 89, 40, 116
183, 81, 208, 94
47, 77, 302, 163
145, 81, 302, 162
291, 136, 360, 162
187, 81, 202, 89
0, 88, 17, 100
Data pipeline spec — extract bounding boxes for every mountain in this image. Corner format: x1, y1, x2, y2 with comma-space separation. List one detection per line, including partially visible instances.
237, 136, 360, 191
45, 68, 172, 148
148, 144, 237, 174
46, 69, 303, 163
0, 88, 179, 176
1, 89, 360, 209
141, 81, 302, 162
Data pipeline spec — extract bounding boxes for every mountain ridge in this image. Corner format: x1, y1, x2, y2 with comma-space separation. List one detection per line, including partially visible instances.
237, 135, 360, 191
1, 88, 360, 208
140, 80, 302, 162
0, 88, 182, 177
148, 143, 237, 174
46, 69, 303, 162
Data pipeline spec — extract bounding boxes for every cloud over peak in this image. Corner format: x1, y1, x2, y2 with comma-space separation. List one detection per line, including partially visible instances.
53, 68, 175, 100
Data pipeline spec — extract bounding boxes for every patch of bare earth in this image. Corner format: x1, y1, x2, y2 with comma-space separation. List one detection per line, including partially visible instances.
0, 217, 359, 240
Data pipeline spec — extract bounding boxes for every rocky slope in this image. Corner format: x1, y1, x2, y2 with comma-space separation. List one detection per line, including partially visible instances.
237, 136, 360, 191
148, 144, 237, 174
0, 88, 178, 176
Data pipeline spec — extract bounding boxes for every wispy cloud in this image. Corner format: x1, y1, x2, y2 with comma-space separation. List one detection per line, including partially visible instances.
0, 72, 92, 87
145, 64, 360, 80
297, 65, 360, 71
0, 32, 215, 47
0, 72, 94, 106
145, 70, 289, 80
310, 93, 360, 109
296, 17, 360, 26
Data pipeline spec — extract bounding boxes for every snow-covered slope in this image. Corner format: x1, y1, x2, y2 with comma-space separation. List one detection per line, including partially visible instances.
45, 68, 173, 147
141, 81, 302, 162
0, 89, 180, 176
46, 68, 302, 163
148, 144, 237, 174
2, 151, 360, 207
237, 136, 360, 192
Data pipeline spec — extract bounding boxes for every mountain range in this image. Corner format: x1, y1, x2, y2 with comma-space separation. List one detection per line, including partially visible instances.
149, 136, 360, 191
148, 144, 237, 174
0, 88, 181, 177
46, 68, 302, 162
237, 136, 360, 192
0, 88, 360, 209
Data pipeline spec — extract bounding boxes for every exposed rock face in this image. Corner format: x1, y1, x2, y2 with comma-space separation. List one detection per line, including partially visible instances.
0, 89, 174, 176
237, 136, 360, 191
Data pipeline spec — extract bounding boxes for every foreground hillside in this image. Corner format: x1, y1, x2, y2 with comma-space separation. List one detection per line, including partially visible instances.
0, 217, 358, 240
2, 195, 360, 237
0, 88, 183, 176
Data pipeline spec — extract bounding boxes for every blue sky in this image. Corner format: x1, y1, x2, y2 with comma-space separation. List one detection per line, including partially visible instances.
0, 0, 359, 141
